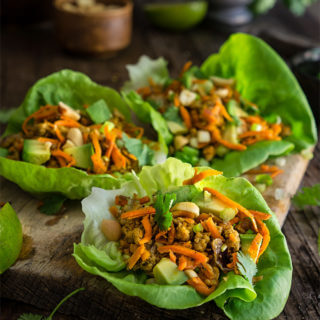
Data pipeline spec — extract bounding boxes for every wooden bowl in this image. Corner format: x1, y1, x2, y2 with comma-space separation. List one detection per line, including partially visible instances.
54, 0, 133, 55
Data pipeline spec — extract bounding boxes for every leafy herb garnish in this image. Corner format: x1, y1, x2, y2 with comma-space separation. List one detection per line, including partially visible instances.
154, 193, 176, 230
292, 184, 320, 209
163, 106, 184, 124
18, 287, 84, 320
237, 251, 257, 286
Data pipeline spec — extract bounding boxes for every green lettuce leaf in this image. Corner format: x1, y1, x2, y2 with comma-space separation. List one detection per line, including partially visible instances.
0, 70, 154, 199
122, 55, 170, 92
73, 158, 292, 319
201, 33, 317, 151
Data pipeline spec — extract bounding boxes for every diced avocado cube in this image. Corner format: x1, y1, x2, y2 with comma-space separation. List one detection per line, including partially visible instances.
22, 139, 51, 165
100, 121, 115, 134
167, 121, 188, 135
153, 258, 188, 285
195, 194, 237, 221
86, 99, 112, 124
222, 124, 239, 145
64, 143, 93, 169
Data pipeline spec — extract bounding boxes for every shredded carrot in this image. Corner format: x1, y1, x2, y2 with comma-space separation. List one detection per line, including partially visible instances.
83, 132, 88, 144
228, 233, 237, 244
168, 224, 175, 244
157, 245, 208, 264
247, 233, 263, 262
217, 100, 232, 122
137, 86, 152, 96
54, 119, 81, 128
180, 61, 192, 76
203, 187, 258, 232
121, 207, 156, 219
183, 168, 222, 185
256, 218, 270, 259
111, 145, 127, 170
141, 249, 150, 262
201, 220, 209, 232
174, 95, 180, 107
244, 116, 263, 124
139, 215, 152, 245
51, 149, 75, 167
115, 195, 128, 206
229, 217, 240, 225
179, 106, 192, 129
169, 250, 177, 263
56, 156, 67, 167
187, 277, 215, 296
37, 137, 59, 144
90, 130, 106, 174
249, 210, 271, 221
155, 230, 168, 241
226, 252, 238, 269
109, 205, 118, 218
104, 125, 116, 159
197, 213, 210, 221
270, 169, 283, 178
139, 196, 150, 204
136, 127, 144, 139
205, 217, 223, 240
219, 139, 247, 151
178, 256, 188, 271
128, 245, 145, 269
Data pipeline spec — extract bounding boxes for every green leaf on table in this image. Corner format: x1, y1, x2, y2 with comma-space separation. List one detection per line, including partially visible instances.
38, 194, 67, 215
122, 134, 155, 167
237, 251, 257, 286
18, 288, 84, 320
292, 184, 320, 208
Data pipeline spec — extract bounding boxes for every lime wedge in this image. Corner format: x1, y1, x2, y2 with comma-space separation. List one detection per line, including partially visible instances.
144, 1, 208, 31
0, 203, 23, 273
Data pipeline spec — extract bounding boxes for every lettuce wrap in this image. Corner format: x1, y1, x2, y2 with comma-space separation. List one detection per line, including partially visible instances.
0, 70, 165, 199
122, 33, 317, 177
73, 158, 292, 319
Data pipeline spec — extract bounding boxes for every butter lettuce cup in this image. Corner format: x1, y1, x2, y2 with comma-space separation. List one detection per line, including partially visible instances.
74, 158, 292, 320
0, 70, 166, 200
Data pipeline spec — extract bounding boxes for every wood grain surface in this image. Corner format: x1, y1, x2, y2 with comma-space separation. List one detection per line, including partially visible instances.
1, 1, 320, 319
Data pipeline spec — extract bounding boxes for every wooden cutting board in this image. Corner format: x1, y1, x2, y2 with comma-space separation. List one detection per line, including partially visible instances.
0, 153, 310, 320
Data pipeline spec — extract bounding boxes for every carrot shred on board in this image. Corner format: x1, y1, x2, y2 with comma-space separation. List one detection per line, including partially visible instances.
111, 145, 127, 170
121, 207, 156, 219
187, 277, 215, 296
270, 169, 283, 178
128, 245, 145, 269
90, 130, 106, 174
203, 187, 258, 232
169, 250, 177, 263
256, 218, 270, 259
205, 217, 223, 240
183, 168, 222, 185
249, 210, 272, 221
178, 256, 188, 271
247, 233, 263, 262
139, 215, 152, 244
141, 249, 150, 262
157, 245, 208, 263
179, 106, 192, 129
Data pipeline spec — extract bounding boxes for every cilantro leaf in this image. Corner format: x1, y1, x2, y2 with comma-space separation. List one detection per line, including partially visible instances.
163, 106, 183, 124
122, 134, 155, 167
38, 194, 67, 215
292, 184, 320, 209
236, 251, 257, 286
154, 193, 176, 230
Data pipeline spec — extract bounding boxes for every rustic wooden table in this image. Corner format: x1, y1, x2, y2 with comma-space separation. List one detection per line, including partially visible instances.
1, 2, 319, 319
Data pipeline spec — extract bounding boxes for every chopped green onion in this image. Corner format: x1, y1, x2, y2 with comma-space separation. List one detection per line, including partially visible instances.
221, 244, 228, 252
193, 223, 203, 233
255, 174, 273, 186
255, 183, 267, 193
